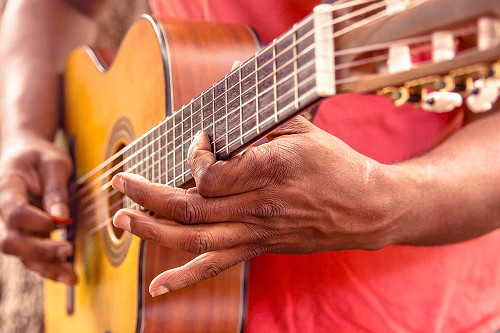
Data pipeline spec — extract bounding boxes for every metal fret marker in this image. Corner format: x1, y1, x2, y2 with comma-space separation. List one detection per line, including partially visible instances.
272, 39, 279, 123
255, 54, 260, 134
172, 111, 177, 187
225, 74, 229, 155
212, 84, 217, 153
151, 133, 155, 183
292, 26, 300, 110
239, 67, 244, 145
200, 93, 205, 134
181, 106, 186, 184
190, 100, 194, 144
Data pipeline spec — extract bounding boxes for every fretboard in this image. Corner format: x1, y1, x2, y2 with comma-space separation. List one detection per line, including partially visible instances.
122, 7, 336, 188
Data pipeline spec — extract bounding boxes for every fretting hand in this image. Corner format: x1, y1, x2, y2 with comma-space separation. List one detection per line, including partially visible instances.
112, 116, 399, 297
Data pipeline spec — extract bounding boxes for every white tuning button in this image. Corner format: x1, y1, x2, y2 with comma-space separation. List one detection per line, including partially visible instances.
478, 17, 500, 51
432, 31, 456, 63
422, 91, 463, 113
387, 45, 412, 73
466, 78, 500, 113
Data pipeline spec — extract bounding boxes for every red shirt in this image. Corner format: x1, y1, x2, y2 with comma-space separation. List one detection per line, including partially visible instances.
150, 1, 500, 331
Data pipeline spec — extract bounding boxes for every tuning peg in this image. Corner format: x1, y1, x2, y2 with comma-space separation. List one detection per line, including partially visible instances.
465, 78, 500, 113
421, 91, 463, 113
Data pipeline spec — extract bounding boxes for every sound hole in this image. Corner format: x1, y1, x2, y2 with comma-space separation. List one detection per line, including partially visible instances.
108, 143, 126, 242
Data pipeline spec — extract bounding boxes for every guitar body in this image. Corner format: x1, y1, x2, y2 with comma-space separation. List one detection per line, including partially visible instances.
44, 16, 259, 333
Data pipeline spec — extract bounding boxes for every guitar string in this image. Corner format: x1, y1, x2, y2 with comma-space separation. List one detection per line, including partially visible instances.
76, 0, 462, 230
74, 2, 392, 200
83, 26, 481, 235
77, 11, 478, 215
74, 0, 389, 191
76, 20, 475, 208
83, 86, 321, 236
76, 45, 318, 208
80, 24, 483, 235
78, 63, 319, 219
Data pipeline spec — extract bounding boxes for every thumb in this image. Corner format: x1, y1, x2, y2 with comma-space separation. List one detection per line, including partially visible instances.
266, 115, 317, 141
39, 156, 72, 221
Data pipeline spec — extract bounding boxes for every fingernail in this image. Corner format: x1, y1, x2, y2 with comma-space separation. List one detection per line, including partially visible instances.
112, 174, 124, 192
150, 285, 169, 297
113, 211, 131, 232
49, 203, 69, 220
188, 131, 202, 155
57, 246, 72, 259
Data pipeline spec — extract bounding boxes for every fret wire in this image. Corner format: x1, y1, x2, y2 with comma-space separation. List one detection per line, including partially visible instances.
272, 39, 278, 123
173, 107, 177, 186
293, 27, 300, 110
190, 102, 194, 148
254, 55, 260, 134
225, 75, 229, 154
181, 105, 185, 183
152, 131, 155, 182
238, 67, 244, 145
212, 84, 216, 153
200, 94, 205, 137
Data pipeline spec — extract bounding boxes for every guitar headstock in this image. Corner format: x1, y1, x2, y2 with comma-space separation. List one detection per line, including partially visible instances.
322, 0, 500, 112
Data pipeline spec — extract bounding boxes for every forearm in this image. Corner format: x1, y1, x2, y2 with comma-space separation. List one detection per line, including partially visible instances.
391, 108, 500, 245
0, 0, 104, 142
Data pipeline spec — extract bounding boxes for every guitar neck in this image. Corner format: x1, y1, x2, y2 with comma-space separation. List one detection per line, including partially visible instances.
117, 0, 500, 189
122, 7, 335, 188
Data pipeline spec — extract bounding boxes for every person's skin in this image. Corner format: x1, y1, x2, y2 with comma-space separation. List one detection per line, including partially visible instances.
2, 0, 500, 299
0, 0, 110, 284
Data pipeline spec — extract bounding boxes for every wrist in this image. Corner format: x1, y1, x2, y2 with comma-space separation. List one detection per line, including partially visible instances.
363, 162, 419, 250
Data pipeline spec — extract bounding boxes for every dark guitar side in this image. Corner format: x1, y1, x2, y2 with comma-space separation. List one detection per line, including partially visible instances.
141, 18, 260, 333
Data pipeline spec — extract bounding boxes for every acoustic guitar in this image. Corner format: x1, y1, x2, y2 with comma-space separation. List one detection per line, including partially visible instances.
44, 0, 500, 332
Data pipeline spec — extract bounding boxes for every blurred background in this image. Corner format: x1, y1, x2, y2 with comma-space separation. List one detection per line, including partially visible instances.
0, 1, 149, 332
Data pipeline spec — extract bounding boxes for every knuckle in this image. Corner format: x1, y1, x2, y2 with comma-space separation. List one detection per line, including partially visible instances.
199, 261, 224, 280
173, 194, 200, 224
136, 223, 162, 243
126, 182, 148, 207
250, 199, 283, 219
185, 229, 212, 254
246, 244, 278, 259
196, 167, 218, 197
6, 203, 25, 226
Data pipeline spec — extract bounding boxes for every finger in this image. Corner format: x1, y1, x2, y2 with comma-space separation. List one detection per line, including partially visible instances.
23, 259, 77, 285
113, 209, 265, 254
112, 173, 253, 224
0, 232, 73, 262
149, 245, 264, 296
39, 154, 72, 221
0, 171, 55, 234
187, 131, 285, 197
